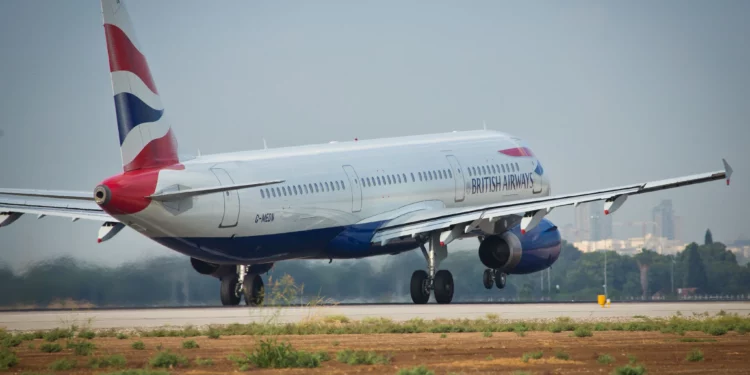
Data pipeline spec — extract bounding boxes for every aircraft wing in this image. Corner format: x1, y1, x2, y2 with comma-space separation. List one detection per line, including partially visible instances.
371, 159, 733, 246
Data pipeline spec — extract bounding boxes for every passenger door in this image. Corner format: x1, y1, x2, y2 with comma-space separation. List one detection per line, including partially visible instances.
211, 168, 239, 228
445, 155, 466, 202
342, 165, 362, 212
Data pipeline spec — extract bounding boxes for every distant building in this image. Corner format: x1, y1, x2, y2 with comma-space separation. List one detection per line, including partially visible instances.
573, 234, 687, 255
652, 200, 675, 240
574, 201, 612, 242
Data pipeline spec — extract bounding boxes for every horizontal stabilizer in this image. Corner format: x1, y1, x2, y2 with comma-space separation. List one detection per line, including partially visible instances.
0, 189, 93, 201
148, 180, 285, 201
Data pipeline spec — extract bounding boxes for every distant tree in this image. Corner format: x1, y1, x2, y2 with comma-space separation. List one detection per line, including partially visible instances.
704, 229, 713, 245
634, 249, 659, 299
683, 243, 708, 292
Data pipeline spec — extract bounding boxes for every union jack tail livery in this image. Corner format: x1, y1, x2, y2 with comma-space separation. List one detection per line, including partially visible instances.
102, 0, 179, 172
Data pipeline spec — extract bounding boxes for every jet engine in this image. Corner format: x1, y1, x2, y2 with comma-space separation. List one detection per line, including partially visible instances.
190, 257, 235, 278
478, 218, 561, 274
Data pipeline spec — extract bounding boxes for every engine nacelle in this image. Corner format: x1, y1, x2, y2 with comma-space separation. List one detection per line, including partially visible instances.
190, 257, 235, 278
478, 218, 562, 274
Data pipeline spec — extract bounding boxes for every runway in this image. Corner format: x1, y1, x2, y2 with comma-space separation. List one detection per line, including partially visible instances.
1, 302, 748, 331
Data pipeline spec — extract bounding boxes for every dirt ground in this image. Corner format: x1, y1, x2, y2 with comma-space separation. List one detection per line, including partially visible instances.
8, 331, 749, 374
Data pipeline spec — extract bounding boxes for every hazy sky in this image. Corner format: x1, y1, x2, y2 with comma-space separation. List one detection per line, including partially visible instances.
1, 0, 748, 271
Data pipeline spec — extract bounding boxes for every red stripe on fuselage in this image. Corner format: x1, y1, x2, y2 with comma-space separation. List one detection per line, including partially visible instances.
498, 147, 535, 157
104, 24, 159, 95
123, 128, 179, 172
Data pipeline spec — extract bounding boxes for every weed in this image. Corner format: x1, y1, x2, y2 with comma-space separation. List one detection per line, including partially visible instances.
482, 331, 493, 338
67, 340, 96, 356
27, 343, 35, 350
573, 327, 593, 337
89, 354, 127, 369
440, 333, 447, 339
43, 328, 73, 342
397, 365, 435, 375
627, 354, 638, 365
99, 371, 169, 375
48, 358, 76, 371
486, 355, 494, 360
597, 354, 615, 364
336, 349, 391, 365
149, 351, 188, 368
613, 364, 647, 375
555, 351, 570, 360
230, 338, 329, 369
686, 348, 704, 362
131, 341, 145, 350
0, 348, 19, 370
704, 325, 728, 336
39, 343, 62, 353
485, 313, 499, 321
1, 336, 21, 348
78, 330, 96, 339
181, 339, 199, 349
521, 351, 543, 362
332, 340, 340, 346
323, 315, 350, 324
195, 357, 214, 366
116, 333, 129, 340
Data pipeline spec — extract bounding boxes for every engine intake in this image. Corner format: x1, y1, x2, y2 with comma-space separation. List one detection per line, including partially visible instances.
478, 231, 522, 271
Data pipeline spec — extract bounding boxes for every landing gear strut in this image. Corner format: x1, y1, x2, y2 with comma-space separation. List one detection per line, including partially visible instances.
220, 265, 264, 306
482, 269, 507, 290
410, 232, 454, 304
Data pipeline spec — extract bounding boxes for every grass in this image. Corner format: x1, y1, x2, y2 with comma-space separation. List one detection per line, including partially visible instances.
116, 333, 129, 340
149, 351, 188, 368
555, 351, 570, 360
396, 365, 435, 375
597, 354, 615, 364
43, 328, 73, 342
0, 348, 19, 370
49, 358, 76, 371
67, 340, 96, 356
679, 337, 716, 343
195, 357, 214, 366
131, 341, 145, 350
1, 336, 21, 348
686, 348, 704, 362
181, 340, 199, 349
110, 313, 750, 337
440, 333, 447, 339
482, 331, 493, 338
229, 338, 329, 369
521, 351, 543, 363
39, 343, 62, 353
88, 354, 127, 369
98, 371, 170, 375
335, 349, 391, 365
573, 327, 593, 337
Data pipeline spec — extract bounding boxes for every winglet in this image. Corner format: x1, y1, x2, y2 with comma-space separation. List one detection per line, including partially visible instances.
723, 158, 733, 186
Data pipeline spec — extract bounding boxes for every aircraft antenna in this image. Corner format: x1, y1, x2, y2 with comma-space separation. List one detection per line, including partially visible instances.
483, 120, 487, 130
263, 138, 268, 150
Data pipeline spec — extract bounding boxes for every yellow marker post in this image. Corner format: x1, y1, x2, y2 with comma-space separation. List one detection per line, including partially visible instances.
597, 294, 606, 307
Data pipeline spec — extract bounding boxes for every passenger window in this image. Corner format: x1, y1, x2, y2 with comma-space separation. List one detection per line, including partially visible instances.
275, 187, 281, 197
323, 182, 328, 191
376, 176, 381, 185
260, 189, 265, 199
385, 175, 390, 184
468, 168, 472, 176
283, 187, 288, 196
392, 175, 397, 183
479, 166, 485, 175
418, 172, 423, 181
314, 184, 319, 193
471, 167, 477, 175
448, 170, 452, 178
360, 178, 365, 187
411, 172, 415, 182
397, 174, 402, 183
491, 165, 496, 174
271, 188, 276, 197
443, 169, 448, 179
304, 185, 309, 194
501, 165, 506, 173
515, 162, 520, 171
341, 180, 346, 190
402, 173, 407, 182
293, 186, 298, 195
430, 171, 435, 180
335, 181, 340, 190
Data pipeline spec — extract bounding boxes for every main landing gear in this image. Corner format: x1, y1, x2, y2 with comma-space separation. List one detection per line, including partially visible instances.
220, 265, 265, 306
410, 232, 454, 304
482, 269, 507, 290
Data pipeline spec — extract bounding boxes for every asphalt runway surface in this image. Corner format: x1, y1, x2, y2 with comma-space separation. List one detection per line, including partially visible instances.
1, 302, 748, 331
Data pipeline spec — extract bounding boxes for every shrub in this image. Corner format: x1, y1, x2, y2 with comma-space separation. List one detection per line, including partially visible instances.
78, 330, 96, 339
229, 338, 328, 369
149, 351, 188, 368
40, 343, 62, 353
573, 327, 593, 337
207, 328, 220, 339
116, 333, 129, 340
44, 328, 73, 342
521, 351, 543, 362
99, 371, 169, 375
1, 336, 21, 348
482, 331, 493, 338
67, 340, 96, 356
397, 365, 435, 375
131, 341, 145, 350
89, 354, 127, 369
597, 354, 615, 364
336, 350, 391, 365
49, 358, 76, 371
182, 340, 199, 349
0, 349, 19, 370
613, 364, 646, 375
555, 351, 570, 360
440, 333, 447, 339
195, 357, 214, 366
704, 325, 728, 336
686, 348, 704, 362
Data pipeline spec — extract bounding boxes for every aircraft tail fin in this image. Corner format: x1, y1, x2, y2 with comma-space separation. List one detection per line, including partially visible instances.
101, 0, 179, 172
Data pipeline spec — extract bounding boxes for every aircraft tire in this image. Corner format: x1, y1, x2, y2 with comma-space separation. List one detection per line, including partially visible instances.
495, 272, 507, 289
220, 275, 241, 306
482, 269, 494, 289
410, 270, 430, 304
434, 270, 454, 304
243, 274, 264, 306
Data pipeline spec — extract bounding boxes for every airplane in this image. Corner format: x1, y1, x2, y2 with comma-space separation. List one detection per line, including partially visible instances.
0, 0, 734, 306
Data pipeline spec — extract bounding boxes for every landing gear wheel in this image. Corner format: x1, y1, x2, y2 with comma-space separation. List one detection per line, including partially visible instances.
410, 270, 430, 304
243, 274, 265, 306
482, 269, 494, 289
495, 272, 507, 289
220, 275, 241, 306
434, 270, 454, 304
